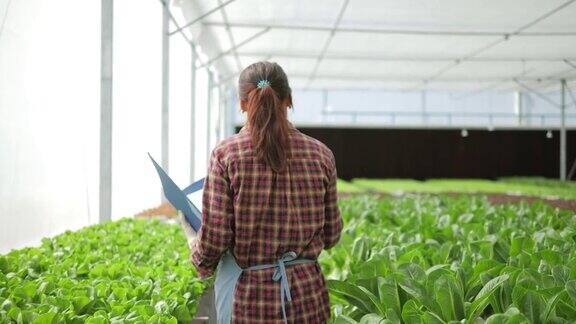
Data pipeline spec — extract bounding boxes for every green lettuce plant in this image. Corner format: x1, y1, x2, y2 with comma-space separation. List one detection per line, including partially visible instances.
322, 196, 576, 323
0, 219, 207, 323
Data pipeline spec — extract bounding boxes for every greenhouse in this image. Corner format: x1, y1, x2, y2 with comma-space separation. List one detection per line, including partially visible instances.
1, 0, 576, 323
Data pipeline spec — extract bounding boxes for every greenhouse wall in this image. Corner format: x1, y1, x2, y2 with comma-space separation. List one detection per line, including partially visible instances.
298, 128, 576, 180
0, 0, 221, 253
234, 89, 576, 128
0, 0, 101, 254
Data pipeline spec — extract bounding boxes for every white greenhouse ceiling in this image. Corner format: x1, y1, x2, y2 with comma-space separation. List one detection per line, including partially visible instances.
174, 0, 576, 91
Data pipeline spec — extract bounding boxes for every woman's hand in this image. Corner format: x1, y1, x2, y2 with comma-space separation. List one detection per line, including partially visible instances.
178, 211, 198, 246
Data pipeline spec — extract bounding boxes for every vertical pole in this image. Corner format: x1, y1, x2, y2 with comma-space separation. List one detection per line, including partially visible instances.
207, 72, 213, 162
421, 90, 427, 125
99, 0, 113, 223
161, 0, 170, 200
560, 79, 567, 181
514, 91, 523, 126
226, 88, 236, 136
214, 84, 220, 143
224, 86, 230, 138
321, 90, 328, 123
218, 85, 225, 141
189, 45, 196, 183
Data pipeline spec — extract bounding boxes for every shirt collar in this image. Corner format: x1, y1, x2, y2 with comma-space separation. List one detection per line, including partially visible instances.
239, 122, 297, 134
239, 125, 249, 134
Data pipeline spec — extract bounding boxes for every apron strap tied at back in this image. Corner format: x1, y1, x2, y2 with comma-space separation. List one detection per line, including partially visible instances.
245, 251, 316, 324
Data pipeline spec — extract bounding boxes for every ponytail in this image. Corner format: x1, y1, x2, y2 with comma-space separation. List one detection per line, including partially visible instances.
246, 84, 290, 173
238, 61, 293, 173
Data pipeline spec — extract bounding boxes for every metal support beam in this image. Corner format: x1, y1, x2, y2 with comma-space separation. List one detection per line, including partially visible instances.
215, 51, 576, 63
202, 21, 576, 37
320, 109, 576, 130
421, 90, 427, 124
226, 88, 236, 136
291, 74, 575, 84
158, 0, 209, 69
514, 91, 523, 125
161, 0, 170, 200
217, 85, 224, 141
560, 80, 567, 180
567, 82, 576, 108
514, 79, 562, 108
217, 0, 242, 72
169, 0, 238, 36
459, 66, 574, 96
307, 0, 350, 87
207, 72, 213, 163
223, 87, 231, 138
219, 85, 227, 141
321, 90, 328, 123
99, 0, 113, 223
190, 44, 197, 183
197, 27, 271, 69
564, 59, 576, 71
413, 0, 576, 89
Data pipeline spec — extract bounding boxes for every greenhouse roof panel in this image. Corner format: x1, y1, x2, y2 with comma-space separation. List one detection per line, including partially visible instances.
177, 0, 576, 90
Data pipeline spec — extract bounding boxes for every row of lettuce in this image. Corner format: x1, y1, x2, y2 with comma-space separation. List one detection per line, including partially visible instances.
320, 196, 576, 323
2, 194, 576, 323
337, 177, 576, 199
0, 219, 207, 323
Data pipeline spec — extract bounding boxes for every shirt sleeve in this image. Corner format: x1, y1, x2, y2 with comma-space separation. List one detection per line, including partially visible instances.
190, 149, 234, 278
323, 151, 343, 249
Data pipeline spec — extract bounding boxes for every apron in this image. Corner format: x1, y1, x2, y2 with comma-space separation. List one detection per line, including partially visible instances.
214, 251, 316, 324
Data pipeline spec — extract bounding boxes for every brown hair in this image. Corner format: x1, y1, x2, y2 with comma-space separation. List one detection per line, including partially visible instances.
239, 61, 293, 173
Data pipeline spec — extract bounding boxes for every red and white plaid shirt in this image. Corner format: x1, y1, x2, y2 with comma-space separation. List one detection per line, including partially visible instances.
191, 124, 342, 323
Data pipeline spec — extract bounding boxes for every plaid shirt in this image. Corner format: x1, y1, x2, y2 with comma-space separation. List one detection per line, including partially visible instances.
190, 124, 342, 323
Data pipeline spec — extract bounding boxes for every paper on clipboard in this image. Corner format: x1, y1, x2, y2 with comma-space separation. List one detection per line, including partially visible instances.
148, 153, 204, 232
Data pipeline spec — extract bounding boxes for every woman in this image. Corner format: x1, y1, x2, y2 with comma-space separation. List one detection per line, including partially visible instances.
181, 61, 342, 323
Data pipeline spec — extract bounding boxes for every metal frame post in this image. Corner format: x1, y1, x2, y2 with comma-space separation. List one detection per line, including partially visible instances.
197, 28, 271, 69
560, 79, 567, 180
161, 0, 170, 200
226, 88, 236, 136
514, 91, 523, 125
169, 0, 238, 36
321, 90, 328, 123
421, 90, 427, 124
207, 71, 213, 162
218, 84, 226, 142
190, 45, 197, 183
99, 0, 113, 223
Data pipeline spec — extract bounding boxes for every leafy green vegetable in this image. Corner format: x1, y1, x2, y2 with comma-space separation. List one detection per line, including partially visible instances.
321, 195, 576, 322
350, 178, 576, 199
0, 218, 207, 323
3, 191, 576, 323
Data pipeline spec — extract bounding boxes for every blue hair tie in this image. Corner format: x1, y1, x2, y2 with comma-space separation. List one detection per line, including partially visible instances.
256, 79, 271, 89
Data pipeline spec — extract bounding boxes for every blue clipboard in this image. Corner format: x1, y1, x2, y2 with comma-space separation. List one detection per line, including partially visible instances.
148, 153, 203, 232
